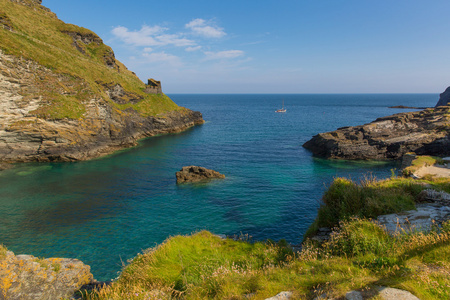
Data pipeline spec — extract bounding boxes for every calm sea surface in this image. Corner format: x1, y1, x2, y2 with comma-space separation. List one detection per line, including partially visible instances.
0, 94, 437, 280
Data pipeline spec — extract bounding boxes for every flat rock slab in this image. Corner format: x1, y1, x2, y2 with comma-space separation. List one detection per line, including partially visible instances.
344, 287, 420, 300
414, 165, 450, 178
377, 203, 450, 234
176, 166, 225, 184
376, 287, 420, 300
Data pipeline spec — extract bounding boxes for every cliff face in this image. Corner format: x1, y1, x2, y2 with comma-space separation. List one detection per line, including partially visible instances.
0, 0, 203, 162
303, 106, 450, 160
436, 86, 450, 107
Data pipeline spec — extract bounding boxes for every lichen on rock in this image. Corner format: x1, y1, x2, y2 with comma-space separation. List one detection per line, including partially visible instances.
0, 249, 93, 300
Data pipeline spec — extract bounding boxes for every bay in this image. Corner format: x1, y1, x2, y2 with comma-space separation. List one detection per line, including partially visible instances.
0, 94, 437, 280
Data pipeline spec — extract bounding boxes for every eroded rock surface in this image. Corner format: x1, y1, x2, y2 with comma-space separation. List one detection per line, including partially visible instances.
377, 189, 450, 234
176, 166, 225, 184
0, 50, 203, 163
303, 106, 450, 160
0, 250, 93, 300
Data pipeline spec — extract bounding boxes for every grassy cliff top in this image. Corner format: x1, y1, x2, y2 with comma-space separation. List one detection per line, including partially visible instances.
0, 0, 179, 118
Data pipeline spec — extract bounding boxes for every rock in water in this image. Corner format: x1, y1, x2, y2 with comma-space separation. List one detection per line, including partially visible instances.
176, 166, 225, 183
303, 106, 450, 160
436, 86, 450, 107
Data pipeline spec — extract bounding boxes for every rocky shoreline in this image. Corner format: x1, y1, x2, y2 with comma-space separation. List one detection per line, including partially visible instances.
303, 105, 450, 160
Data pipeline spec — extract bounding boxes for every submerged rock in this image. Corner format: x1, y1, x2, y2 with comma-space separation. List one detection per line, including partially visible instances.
0, 249, 93, 299
303, 106, 450, 160
176, 166, 225, 184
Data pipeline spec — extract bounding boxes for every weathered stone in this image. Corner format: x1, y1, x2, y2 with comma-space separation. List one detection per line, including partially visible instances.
176, 166, 225, 184
265, 291, 293, 300
376, 286, 420, 300
0, 50, 203, 163
377, 203, 450, 235
303, 106, 450, 160
436, 86, 450, 107
345, 291, 363, 300
310, 227, 332, 243
0, 250, 93, 300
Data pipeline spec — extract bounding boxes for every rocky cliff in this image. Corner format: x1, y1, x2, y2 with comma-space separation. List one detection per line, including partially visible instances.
303, 106, 450, 160
0, 0, 203, 163
436, 86, 450, 107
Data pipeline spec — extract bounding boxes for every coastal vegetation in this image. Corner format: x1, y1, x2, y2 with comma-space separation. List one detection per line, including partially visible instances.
0, 0, 179, 118
82, 175, 450, 300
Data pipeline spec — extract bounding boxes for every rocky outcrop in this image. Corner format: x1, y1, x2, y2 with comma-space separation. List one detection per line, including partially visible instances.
176, 166, 225, 184
0, 49, 203, 162
303, 106, 450, 160
377, 189, 450, 235
435, 86, 450, 107
0, 1, 204, 163
0, 249, 93, 299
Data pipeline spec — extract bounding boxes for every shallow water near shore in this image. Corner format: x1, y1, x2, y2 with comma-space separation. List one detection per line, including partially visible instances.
0, 94, 437, 280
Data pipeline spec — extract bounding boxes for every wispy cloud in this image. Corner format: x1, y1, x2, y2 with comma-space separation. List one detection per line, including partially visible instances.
112, 25, 195, 47
185, 46, 202, 52
142, 51, 182, 66
185, 19, 226, 38
204, 50, 244, 60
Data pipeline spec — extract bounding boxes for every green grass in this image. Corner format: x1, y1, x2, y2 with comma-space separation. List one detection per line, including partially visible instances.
83, 221, 450, 300
0, 245, 6, 260
0, 0, 179, 119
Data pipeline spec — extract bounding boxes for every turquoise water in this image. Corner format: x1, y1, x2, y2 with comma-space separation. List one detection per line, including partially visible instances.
0, 94, 437, 280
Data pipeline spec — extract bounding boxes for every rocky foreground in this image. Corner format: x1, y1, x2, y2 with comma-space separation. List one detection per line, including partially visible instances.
303, 105, 450, 160
0, 248, 93, 299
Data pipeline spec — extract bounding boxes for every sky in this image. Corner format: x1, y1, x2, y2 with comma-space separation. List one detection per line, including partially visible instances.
43, 0, 450, 94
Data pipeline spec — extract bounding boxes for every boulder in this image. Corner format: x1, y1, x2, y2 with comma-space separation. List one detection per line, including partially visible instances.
176, 166, 225, 184
0, 249, 93, 299
303, 106, 450, 160
435, 86, 450, 107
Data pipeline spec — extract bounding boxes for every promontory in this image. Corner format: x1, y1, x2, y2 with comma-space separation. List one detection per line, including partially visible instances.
303, 95, 450, 160
0, 0, 203, 163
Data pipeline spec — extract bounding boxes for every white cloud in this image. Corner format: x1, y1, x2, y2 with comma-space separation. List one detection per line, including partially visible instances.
143, 47, 153, 52
142, 51, 182, 66
112, 25, 195, 47
204, 50, 244, 60
185, 46, 202, 52
185, 18, 226, 38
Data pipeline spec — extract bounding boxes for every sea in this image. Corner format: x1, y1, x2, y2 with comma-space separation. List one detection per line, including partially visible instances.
0, 94, 438, 280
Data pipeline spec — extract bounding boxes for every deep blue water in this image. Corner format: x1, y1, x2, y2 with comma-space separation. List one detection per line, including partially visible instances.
0, 94, 437, 280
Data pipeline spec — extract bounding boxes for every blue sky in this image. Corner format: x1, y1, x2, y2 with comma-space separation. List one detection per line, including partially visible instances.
44, 0, 450, 93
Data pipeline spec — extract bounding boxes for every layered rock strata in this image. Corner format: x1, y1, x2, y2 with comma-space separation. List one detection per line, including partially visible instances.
0, 51, 203, 162
303, 106, 450, 160
0, 0, 204, 163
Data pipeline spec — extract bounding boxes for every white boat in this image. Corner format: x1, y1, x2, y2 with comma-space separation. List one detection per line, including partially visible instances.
275, 101, 286, 113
